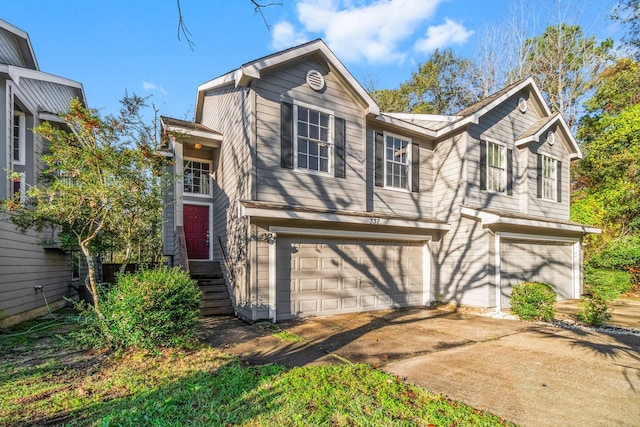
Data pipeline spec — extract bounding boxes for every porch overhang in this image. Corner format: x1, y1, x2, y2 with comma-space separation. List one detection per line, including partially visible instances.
239, 200, 450, 233
461, 207, 601, 235
161, 116, 223, 149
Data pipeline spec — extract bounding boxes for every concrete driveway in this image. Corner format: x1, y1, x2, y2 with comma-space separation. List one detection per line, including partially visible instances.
200, 305, 640, 427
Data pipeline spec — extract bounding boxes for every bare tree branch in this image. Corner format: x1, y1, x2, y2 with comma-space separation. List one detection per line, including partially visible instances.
176, 0, 195, 50
250, 0, 283, 32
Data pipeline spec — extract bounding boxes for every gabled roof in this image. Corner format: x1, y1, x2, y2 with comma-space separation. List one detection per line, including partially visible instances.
516, 113, 581, 160
0, 19, 38, 70
196, 39, 380, 121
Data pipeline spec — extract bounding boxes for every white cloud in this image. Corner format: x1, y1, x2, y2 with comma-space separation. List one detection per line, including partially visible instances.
142, 81, 168, 96
270, 0, 473, 65
271, 21, 309, 50
414, 18, 475, 53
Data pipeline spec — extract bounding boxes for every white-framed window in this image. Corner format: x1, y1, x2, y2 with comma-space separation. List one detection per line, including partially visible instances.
385, 133, 411, 190
487, 141, 506, 192
541, 154, 557, 201
294, 104, 333, 174
183, 159, 212, 196
13, 112, 26, 166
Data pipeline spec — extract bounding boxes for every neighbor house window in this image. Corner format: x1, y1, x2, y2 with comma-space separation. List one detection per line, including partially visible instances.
385, 133, 411, 190
541, 155, 557, 201
13, 112, 25, 165
11, 172, 26, 205
183, 159, 211, 195
487, 141, 506, 192
71, 252, 81, 280
295, 105, 333, 174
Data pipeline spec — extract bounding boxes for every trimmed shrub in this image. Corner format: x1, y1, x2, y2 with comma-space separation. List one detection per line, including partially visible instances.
578, 294, 612, 327
584, 268, 632, 301
76, 266, 202, 350
510, 282, 556, 321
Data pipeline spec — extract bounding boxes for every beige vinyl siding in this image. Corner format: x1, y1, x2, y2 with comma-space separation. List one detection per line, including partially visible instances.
200, 86, 253, 310
433, 216, 492, 307
0, 28, 26, 67
466, 92, 541, 213
366, 128, 434, 217
254, 57, 366, 212
432, 133, 466, 221
0, 219, 73, 322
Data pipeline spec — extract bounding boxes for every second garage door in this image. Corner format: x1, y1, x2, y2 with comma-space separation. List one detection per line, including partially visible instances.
276, 236, 425, 320
500, 239, 574, 308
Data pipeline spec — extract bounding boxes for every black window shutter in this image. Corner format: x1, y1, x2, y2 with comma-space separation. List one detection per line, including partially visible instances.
536, 154, 542, 198
556, 160, 562, 202
334, 117, 346, 178
506, 148, 513, 196
479, 141, 487, 191
411, 142, 420, 193
375, 131, 384, 187
281, 101, 293, 169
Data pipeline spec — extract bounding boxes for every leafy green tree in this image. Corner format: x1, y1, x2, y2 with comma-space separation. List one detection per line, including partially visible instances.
573, 58, 640, 261
2, 96, 170, 314
522, 23, 613, 127
371, 48, 480, 114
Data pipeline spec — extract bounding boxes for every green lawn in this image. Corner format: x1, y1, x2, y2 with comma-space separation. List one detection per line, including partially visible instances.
0, 316, 515, 426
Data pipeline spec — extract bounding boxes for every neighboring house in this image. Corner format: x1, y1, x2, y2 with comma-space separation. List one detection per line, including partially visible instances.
162, 39, 599, 323
0, 19, 86, 328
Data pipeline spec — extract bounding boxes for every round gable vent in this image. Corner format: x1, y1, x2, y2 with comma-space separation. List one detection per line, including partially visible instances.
518, 97, 528, 113
306, 69, 326, 91
546, 130, 555, 145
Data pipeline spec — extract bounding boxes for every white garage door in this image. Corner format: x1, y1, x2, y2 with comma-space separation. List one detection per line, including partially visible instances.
276, 236, 424, 320
501, 240, 574, 308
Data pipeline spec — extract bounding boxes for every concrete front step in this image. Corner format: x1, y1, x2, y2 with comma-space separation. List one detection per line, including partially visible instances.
202, 306, 235, 316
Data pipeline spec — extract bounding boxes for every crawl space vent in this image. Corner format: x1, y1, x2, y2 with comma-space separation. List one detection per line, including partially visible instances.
306, 69, 325, 91
546, 130, 555, 145
518, 97, 528, 113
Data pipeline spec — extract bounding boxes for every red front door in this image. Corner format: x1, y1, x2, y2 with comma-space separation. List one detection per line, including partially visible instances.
183, 204, 209, 259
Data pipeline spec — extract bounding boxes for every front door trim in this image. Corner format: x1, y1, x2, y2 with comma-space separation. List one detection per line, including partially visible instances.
183, 201, 213, 261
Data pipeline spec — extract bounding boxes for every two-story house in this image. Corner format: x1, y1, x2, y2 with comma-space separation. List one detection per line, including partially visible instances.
162, 39, 598, 323
0, 19, 86, 327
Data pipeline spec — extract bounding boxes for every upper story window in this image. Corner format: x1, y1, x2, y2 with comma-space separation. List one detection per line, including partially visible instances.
487, 141, 506, 192
541, 154, 558, 201
385, 133, 411, 190
13, 112, 25, 165
295, 105, 333, 174
183, 159, 211, 196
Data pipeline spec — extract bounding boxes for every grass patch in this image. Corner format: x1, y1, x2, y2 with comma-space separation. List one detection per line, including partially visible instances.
272, 329, 304, 342
1, 316, 515, 426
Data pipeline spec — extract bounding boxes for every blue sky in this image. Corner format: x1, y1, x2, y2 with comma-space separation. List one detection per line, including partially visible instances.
3, 0, 622, 120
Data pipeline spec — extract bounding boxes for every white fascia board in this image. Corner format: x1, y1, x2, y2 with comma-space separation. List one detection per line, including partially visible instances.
197, 70, 238, 93
384, 112, 463, 123
461, 207, 601, 234
241, 204, 450, 232
165, 125, 223, 143
8, 66, 83, 89
515, 119, 557, 148
496, 231, 580, 243
375, 114, 437, 138
269, 226, 433, 241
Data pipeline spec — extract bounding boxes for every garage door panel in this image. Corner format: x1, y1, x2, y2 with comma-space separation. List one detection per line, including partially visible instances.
276, 236, 425, 320
501, 240, 573, 308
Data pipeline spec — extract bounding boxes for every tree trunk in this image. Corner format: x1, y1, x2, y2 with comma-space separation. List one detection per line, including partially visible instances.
80, 243, 103, 318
